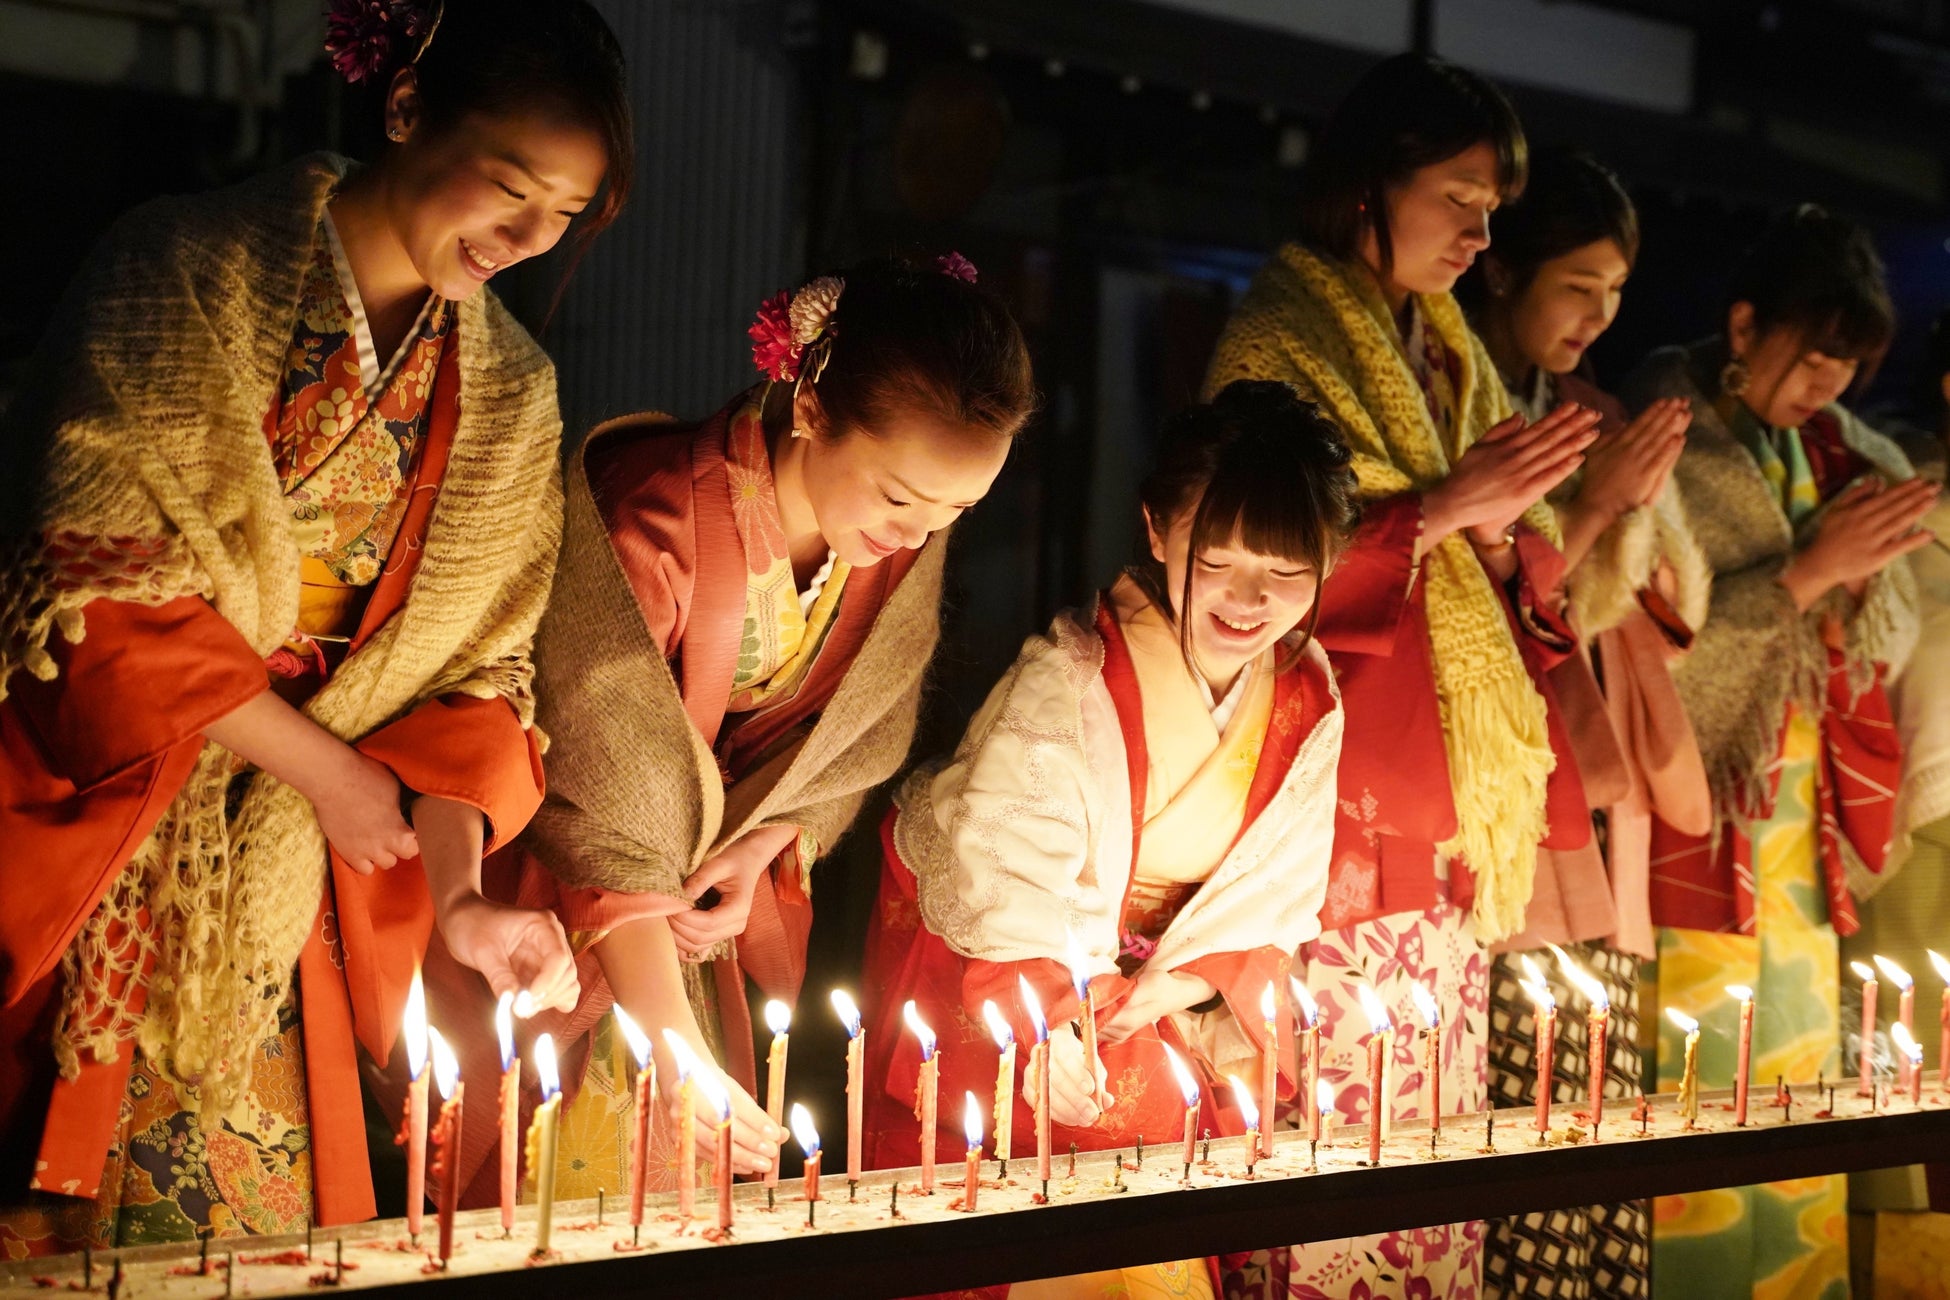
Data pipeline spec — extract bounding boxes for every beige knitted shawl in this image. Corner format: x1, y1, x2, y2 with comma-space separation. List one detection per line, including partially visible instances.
518, 415, 946, 1011
1621, 344, 1919, 859
0, 155, 563, 1115
1204, 243, 1559, 942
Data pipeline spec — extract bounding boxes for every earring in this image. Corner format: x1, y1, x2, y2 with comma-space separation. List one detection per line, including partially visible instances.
387, 125, 406, 142
1719, 355, 1751, 398
790, 426, 808, 440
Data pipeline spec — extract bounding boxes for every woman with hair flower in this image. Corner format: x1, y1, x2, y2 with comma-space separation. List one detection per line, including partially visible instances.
0, 0, 633, 1248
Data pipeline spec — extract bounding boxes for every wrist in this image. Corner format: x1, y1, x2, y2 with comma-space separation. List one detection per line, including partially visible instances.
1465, 522, 1518, 551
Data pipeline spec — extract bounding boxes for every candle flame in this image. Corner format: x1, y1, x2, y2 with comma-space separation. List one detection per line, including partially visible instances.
696, 1065, 732, 1123
1260, 982, 1278, 1024
534, 1033, 559, 1101
1518, 976, 1555, 1013
1552, 948, 1609, 1012
612, 1004, 653, 1070
1520, 953, 1550, 995
1873, 955, 1914, 990
428, 1025, 460, 1100
404, 968, 429, 1081
1930, 949, 1950, 984
1227, 1074, 1259, 1129
1063, 929, 1091, 1000
981, 1000, 1014, 1051
662, 1028, 701, 1084
495, 990, 516, 1073
1315, 1078, 1335, 1119
765, 999, 792, 1037
1290, 978, 1318, 1027
1665, 1007, 1699, 1035
1355, 983, 1393, 1036
963, 1091, 984, 1150
1161, 1043, 1200, 1107
1019, 976, 1049, 1043
789, 1102, 820, 1157
1893, 1021, 1924, 1063
513, 989, 536, 1020
1410, 981, 1440, 1029
1725, 984, 1754, 1003
901, 1000, 937, 1061
1851, 960, 1878, 983
831, 989, 862, 1039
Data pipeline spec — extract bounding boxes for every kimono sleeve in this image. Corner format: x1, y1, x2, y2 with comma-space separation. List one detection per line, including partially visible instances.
1316, 493, 1424, 655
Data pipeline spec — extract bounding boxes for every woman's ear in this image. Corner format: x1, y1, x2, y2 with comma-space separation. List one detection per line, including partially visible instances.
792, 383, 828, 441
384, 66, 422, 144
1143, 505, 1169, 565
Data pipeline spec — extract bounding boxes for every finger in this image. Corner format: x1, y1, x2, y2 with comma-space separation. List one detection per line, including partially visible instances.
682, 859, 739, 901
344, 855, 376, 877
1478, 412, 1527, 444
368, 849, 398, 872
670, 911, 737, 950
1498, 419, 1601, 476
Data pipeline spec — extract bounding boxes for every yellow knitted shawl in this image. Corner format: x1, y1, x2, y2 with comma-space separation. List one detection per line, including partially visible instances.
1203, 243, 1558, 941
0, 155, 563, 1116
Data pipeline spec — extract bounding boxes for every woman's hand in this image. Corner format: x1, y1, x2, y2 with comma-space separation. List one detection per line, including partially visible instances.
1420, 403, 1602, 554
1575, 397, 1691, 520
440, 893, 580, 1015
1098, 970, 1218, 1046
1021, 1023, 1109, 1127
665, 1049, 786, 1176
670, 824, 800, 958
1781, 477, 1939, 611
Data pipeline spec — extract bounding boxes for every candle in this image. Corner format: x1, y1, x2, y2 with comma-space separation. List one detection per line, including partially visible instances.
694, 1067, 734, 1233
1021, 976, 1052, 1186
1727, 984, 1754, 1127
902, 1001, 940, 1194
831, 991, 865, 1191
427, 1027, 464, 1267
612, 1005, 654, 1229
1410, 981, 1441, 1137
1229, 1073, 1260, 1174
1893, 1023, 1924, 1106
961, 1092, 983, 1211
1853, 960, 1879, 1096
1554, 948, 1610, 1138
1258, 983, 1279, 1160
1877, 956, 1915, 1095
1064, 930, 1102, 1110
1931, 951, 1950, 1095
981, 1001, 1016, 1167
1519, 974, 1557, 1136
494, 991, 519, 1236
1315, 1079, 1335, 1148
1355, 984, 1392, 1166
1163, 1044, 1199, 1176
401, 968, 430, 1241
763, 1001, 790, 1191
790, 1104, 821, 1210
526, 1034, 562, 1257
663, 1030, 702, 1219
1291, 978, 1321, 1144
1666, 1008, 1700, 1129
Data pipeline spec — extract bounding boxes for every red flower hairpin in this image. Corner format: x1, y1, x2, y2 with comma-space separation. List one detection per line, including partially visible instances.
750, 277, 845, 383
936, 251, 979, 284
324, 0, 436, 85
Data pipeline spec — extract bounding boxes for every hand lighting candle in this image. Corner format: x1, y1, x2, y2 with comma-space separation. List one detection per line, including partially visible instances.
982, 1001, 1016, 1171
1355, 984, 1393, 1166
1021, 976, 1052, 1188
1726, 985, 1754, 1126
612, 1005, 655, 1230
1853, 960, 1879, 1097
1410, 981, 1442, 1139
1229, 1074, 1260, 1175
831, 990, 865, 1194
494, 991, 519, 1237
661, 1031, 702, 1219
1258, 983, 1279, 1160
1291, 978, 1322, 1144
401, 969, 430, 1242
526, 1034, 562, 1257
763, 1001, 790, 1192
427, 1027, 464, 1268
902, 1000, 940, 1194
1163, 1044, 1200, 1178
1876, 956, 1915, 1096
1666, 1008, 1701, 1129
961, 1093, 983, 1211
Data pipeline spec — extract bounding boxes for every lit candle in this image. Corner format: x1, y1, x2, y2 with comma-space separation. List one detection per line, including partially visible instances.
1727, 984, 1754, 1127
1554, 948, 1610, 1139
763, 1001, 790, 1192
902, 1001, 940, 1194
1229, 1074, 1260, 1175
1853, 960, 1879, 1097
526, 1034, 562, 1257
831, 991, 865, 1192
662, 1030, 701, 1219
1876, 956, 1915, 1096
1315, 1078, 1335, 1148
790, 1104, 821, 1210
1064, 930, 1102, 1110
1291, 978, 1321, 1144
1894, 1023, 1924, 1106
961, 1092, 983, 1211
612, 1005, 654, 1229
494, 991, 519, 1237
1258, 983, 1279, 1161
1410, 981, 1441, 1138
427, 1027, 464, 1268
1519, 972, 1556, 1136
1931, 950, 1950, 1096
1666, 1008, 1700, 1129
981, 1001, 1016, 1169
694, 1067, 734, 1233
1163, 1044, 1199, 1177
1355, 984, 1392, 1166
1021, 976, 1052, 1186
401, 968, 430, 1242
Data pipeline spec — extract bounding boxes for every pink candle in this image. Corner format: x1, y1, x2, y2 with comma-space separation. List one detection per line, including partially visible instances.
1878, 957, 1915, 1096
1291, 979, 1321, 1144
427, 1029, 464, 1267
961, 1093, 983, 1211
762, 1001, 790, 1191
612, 1006, 654, 1227
1555, 949, 1610, 1139
903, 1001, 939, 1195
401, 969, 429, 1240
1164, 1045, 1199, 1175
1520, 975, 1556, 1135
1229, 1073, 1261, 1173
1854, 961, 1879, 1096
707, 1082, 733, 1233
1728, 985, 1754, 1126
1411, 982, 1441, 1136
662, 1031, 701, 1219
1931, 951, 1950, 1095
494, 992, 519, 1236
789, 1104, 821, 1204
1356, 985, 1392, 1166
831, 991, 865, 1189
1258, 983, 1279, 1160
1022, 977, 1052, 1185
1894, 1024, 1924, 1106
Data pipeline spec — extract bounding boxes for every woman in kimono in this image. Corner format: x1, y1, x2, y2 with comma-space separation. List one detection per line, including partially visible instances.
861, 379, 1358, 1300
1622, 206, 1935, 1298
1202, 54, 1604, 1299
417, 254, 1038, 1202
1468, 146, 1707, 1300
0, 0, 631, 1248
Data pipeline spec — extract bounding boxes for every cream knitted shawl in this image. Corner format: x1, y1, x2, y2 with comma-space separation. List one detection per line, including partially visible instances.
1622, 344, 1919, 858
0, 155, 562, 1115
1204, 243, 1559, 942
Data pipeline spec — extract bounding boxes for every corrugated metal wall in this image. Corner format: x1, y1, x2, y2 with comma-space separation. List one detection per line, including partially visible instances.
549, 0, 807, 434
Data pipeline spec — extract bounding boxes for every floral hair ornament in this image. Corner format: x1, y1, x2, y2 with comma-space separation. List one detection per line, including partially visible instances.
749, 275, 845, 383
324, 0, 443, 86
936, 251, 979, 284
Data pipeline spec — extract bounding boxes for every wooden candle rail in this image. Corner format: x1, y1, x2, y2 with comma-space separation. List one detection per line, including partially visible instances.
6, 1080, 1947, 1300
